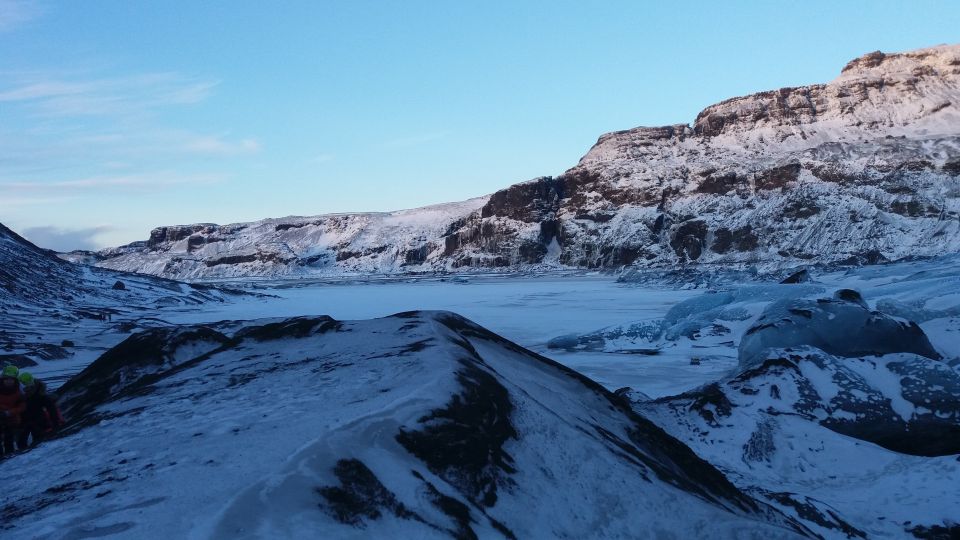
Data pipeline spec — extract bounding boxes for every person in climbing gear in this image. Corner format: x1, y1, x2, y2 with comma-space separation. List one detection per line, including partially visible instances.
17, 372, 64, 449
0, 365, 26, 457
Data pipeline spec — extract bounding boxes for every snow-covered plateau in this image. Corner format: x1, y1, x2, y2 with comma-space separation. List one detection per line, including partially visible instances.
74, 44, 960, 279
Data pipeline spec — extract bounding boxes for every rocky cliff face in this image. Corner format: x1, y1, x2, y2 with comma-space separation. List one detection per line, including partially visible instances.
91, 44, 960, 279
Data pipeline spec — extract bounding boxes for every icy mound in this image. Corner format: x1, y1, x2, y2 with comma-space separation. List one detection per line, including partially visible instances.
738, 289, 942, 368
548, 283, 823, 352
552, 266, 960, 535
658, 347, 960, 457
637, 347, 960, 537
1, 312, 807, 539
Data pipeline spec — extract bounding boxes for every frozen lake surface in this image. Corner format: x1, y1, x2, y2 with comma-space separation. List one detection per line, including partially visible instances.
166, 276, 708, 397
21, 255, 960, 400
18, 274, 720, 397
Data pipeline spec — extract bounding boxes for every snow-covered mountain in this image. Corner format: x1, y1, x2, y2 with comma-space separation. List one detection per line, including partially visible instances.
84, 44, 960, 280
0, 221, 234, 373
1, 311, 810, 539
0, 222, 230, 312
71, 197, 490, 280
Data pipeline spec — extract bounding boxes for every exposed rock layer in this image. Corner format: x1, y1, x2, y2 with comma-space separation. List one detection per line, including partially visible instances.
86, 45, 960, 279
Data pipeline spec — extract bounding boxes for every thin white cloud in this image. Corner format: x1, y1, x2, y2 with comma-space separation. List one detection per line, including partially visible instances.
1, 171, 226, 191
0, 72, 219, 117
0, 80, 88, 101
0, 66, 255, 210
0, 0, 44, 33
0, 128, 260, 176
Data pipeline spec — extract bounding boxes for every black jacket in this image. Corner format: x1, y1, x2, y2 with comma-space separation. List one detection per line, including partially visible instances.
22, 382, 63, 430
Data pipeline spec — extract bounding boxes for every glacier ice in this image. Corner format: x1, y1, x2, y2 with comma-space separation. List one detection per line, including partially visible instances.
738, 289, 942, 369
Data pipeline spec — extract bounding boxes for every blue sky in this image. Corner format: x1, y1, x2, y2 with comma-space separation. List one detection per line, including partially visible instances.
2, 1, 959, 250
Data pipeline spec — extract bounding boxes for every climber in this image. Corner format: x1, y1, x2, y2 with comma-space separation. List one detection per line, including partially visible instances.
0, 365, 25, 457
17, 372, 64, 449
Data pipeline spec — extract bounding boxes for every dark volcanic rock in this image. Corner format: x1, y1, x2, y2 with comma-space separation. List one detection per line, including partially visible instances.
711, 228, 734, 254
403, 245, 430, 265
755, 163, 802, 190
696, 171, 744, 195
765, 492, 866, 539
481, 177, 565, 222
317, 459, 421, 526
671, 220, 709, 261
909, 522, 960, 539
0, 354, 38, 368
942, 158, 960, 175
396, 360, 518, 508
148, 224, 216, 248
780, 269, 811, 284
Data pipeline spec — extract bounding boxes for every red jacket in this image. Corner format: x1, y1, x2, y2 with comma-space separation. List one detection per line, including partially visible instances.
0, 379, 26, 426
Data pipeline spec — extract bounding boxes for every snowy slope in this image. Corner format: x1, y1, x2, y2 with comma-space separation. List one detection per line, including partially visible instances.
636, 346, 960, 538
88, 44, 960, 279
0, 221, 237, 383
83, 197, 489, 279
0, 311, 810, 539
0, 222, 228, 312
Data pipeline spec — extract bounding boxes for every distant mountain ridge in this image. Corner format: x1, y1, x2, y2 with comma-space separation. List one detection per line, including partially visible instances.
84, 44, 960, 279
0, 221, 226, 312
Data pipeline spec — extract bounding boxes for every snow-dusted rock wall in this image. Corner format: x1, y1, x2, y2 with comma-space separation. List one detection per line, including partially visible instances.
90, 44, 960, 279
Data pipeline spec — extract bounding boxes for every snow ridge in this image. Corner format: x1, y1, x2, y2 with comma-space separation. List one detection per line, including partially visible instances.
1, 311, 810, 539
